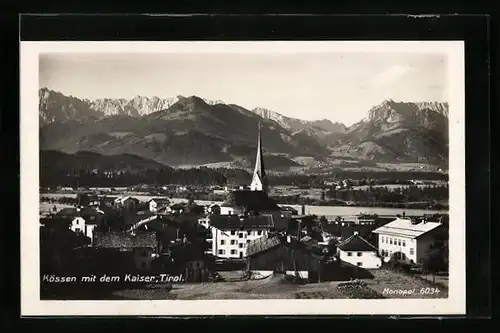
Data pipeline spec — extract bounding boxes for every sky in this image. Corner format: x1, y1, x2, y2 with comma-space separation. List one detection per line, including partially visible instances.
39, 52, 448, 126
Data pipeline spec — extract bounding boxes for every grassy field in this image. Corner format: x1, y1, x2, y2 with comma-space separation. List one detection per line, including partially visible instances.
107, 269, 448, 300
365, 269, 448, 299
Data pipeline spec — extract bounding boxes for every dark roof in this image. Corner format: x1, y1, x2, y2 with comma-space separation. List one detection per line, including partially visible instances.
93, 231, 157, 248
79, 206, 103, 217
281, 206, 299, 212
55, 207, 80, 218
221, 190, 280, 212
209, 214, 276, 230
247, 234, 284, 256
337, 233, 377, 252
247, 234, 325, 260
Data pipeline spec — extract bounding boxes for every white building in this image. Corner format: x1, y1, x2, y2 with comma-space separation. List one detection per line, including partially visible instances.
70, 216, 98, 243
148, 198, 170, 213
336, 232, 382, 269
209, 214, 278, 259
372, 217, 444, 265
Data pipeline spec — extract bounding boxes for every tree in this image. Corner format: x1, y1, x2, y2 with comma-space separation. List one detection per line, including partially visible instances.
421, 240, 448, 283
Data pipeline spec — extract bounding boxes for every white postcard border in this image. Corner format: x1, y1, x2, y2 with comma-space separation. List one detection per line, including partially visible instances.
21, 41, 466, 316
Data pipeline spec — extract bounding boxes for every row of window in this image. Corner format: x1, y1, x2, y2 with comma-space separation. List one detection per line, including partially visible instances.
220, 239, 251, 246
380, 248, 414, 258
218, 249, 244, 255
346, 252, 363, 257
381, 236, 407, 247
227, 230, 264, 237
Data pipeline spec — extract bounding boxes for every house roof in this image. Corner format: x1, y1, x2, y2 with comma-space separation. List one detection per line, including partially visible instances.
337, 233, 378, 252
372, 218, 442, 239
149, 197, 171, 204
221, 190, 280, 212
209, 214, 276, 230
246, 234, 284, 256
55, 207, 80, 218
280, 206, 298, 212
93, 231, 157, 248
246, 234, 325, 260
79, 206, 104, 217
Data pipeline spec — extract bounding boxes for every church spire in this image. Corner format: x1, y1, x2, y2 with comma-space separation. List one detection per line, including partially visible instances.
250, 121, 269, 193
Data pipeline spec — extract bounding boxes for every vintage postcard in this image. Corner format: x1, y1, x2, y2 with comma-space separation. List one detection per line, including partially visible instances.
21, 41, 465, 316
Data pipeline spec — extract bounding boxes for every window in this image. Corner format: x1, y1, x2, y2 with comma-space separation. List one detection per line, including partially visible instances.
381, 236, 385, 243
357, 252, 362, 257
356, 262, 362, 267
220, 240, 225, 245
409, 248, 414, 255
239, 233, 244, 238
230, 240, 236, 245
401, 253, 406, 260
231, 231, 236, 235
230, 249, 237, 255
257, 231, 262, 236
398, 239, 401, 246
402, 240, 406, 247
390, 238, 393, 245
347, 252, 352, 256
246, 240, 250, 243
238, 243, 244, 248
218, 249, 225, 255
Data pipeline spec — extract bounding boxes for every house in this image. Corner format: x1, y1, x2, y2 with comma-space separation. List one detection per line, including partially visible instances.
372, 217, 444, 265
114, 196, 140, 212
280, 205, 299, 217
209, 214, 287, 259
219, 190, 281, 215
93, 231, 158, 271
336, 232, 382, 269
76, 192, 99, 207
69, 207, 104, 243
148, 197, 171, 213
208, 204, 221, 215
245, 234, 326, 281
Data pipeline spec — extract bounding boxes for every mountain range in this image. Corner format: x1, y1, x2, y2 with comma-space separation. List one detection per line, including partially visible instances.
39, 88, 449, 172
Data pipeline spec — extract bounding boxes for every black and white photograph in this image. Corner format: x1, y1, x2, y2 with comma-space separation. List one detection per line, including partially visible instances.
21, 41, 466, 316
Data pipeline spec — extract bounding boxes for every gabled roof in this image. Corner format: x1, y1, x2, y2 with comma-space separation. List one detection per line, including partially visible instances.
337, 233, 377, 252
55, 207, 80, 218
246, 234, 284, 256
246, 234, 325, 260
221, 190, 280, 212
93, 231, 157, 248
372, 218, 442, 239
210, 214, 276, 230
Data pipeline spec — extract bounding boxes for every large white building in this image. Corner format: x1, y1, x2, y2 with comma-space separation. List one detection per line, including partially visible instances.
210, 214, 282, 259
372, 217, 444, 265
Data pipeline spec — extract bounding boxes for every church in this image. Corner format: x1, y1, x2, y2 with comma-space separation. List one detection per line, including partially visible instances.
219, 122, 281, 216
209, 122, 289, 259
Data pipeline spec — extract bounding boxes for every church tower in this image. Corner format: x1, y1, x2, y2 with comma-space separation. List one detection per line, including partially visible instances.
250, 121, 269, 193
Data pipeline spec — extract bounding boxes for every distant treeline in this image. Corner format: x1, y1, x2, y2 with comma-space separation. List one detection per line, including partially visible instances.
40, 167, 232, 187
41, 166, 447, 188
326, 184, 448, 203
269, 171, 448, 187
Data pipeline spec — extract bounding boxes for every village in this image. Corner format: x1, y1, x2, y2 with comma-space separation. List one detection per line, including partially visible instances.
39, 125, 449, 300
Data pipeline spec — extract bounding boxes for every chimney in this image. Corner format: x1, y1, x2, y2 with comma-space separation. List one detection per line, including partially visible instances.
402, 211, 406, 218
